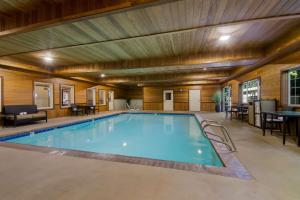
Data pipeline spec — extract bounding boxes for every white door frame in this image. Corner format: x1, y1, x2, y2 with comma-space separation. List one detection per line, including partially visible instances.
163, 90, 174, 111
108, 90, 114, 111
189, 90, 201, 111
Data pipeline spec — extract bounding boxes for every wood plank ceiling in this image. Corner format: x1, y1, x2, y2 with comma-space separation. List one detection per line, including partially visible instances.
0, 0, 300, 86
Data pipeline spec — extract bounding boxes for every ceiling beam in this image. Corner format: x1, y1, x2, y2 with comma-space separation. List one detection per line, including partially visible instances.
140, 80, 220, 86
0, 0, 178, 38
0, 59, 52, 74
54, 50, 262, 76
0, 58, 101, 84
99, 71, 230, 85
221, 28, 300, 83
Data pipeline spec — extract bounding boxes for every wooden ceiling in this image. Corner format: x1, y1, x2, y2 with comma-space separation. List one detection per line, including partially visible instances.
0, 0, 300, 86
0, 0, 39, 13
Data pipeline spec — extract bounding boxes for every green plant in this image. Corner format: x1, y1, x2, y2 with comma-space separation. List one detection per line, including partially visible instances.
212, 91, 222, 105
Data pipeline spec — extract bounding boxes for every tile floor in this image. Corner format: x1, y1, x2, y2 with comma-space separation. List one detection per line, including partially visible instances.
0, 112, 299, 200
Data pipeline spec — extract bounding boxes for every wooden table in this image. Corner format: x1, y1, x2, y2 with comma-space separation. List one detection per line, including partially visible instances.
227, 105, 248, 120
261, 111, 300, 146
77, 104, 96, 115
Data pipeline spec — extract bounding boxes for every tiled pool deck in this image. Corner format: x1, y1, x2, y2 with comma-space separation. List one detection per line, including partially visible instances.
0, 111, 251, 179
1, 112, 300, 199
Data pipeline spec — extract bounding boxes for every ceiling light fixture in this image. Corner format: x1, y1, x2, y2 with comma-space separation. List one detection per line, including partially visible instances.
219, 35, 231, 41
43, 53, 53, 63
100, 73, 106, 78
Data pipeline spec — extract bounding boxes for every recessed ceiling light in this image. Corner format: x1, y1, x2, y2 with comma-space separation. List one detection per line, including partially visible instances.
219, 35, 231, 41
100, 73, 106, 78
43, 54, 53, 63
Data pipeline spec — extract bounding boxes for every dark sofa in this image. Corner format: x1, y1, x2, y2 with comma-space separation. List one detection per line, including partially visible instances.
3, 105, 47, 127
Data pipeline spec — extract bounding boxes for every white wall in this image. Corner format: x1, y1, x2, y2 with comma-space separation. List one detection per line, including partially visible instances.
113, 99, 127, 110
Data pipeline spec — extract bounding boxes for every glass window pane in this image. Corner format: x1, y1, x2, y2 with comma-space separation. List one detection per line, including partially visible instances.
296, 97, 300, 105
165, 93, 172, 100
296, 88, 300, 96
291, 88, 296, 96
291, 79, 295, 87
99, 90, 106, 105
296, 79, 300, 87
34, 82, 53, 109
87, 88, 96, 105
290, 97, 296, 104
35, 85, 50, 108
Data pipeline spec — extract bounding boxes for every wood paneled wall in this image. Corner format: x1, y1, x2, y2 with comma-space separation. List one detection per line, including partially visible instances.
143, 85, 221, 111
126, 88, 143, 99
223, 64, 297, 106
0, 68, 124, 118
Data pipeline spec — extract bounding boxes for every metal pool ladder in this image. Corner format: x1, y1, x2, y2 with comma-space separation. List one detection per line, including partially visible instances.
126, 103, 140, 111
200, 120, 237, 152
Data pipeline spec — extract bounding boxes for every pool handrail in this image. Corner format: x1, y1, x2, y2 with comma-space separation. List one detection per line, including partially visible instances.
126, 103, 141, 111
201, 121, 237, 152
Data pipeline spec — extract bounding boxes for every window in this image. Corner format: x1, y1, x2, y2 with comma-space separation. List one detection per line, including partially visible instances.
165, 92, 172, 100
288, 69, 300, 105
60, 85, 75, 108
87, 87, 96, 106
241, 79, 260, 103
99, 90, 106, 105
34, 82, 54, 110
223, 86, 232, 110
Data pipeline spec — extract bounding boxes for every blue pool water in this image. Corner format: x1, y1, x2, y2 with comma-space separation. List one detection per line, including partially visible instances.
7, 113, 223, 167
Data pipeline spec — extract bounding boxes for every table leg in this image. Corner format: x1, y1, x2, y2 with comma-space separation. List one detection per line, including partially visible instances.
262, 113, 266, 136
270, 114, 273, 135
297, 118, 300, 147
283, 116, 287, 145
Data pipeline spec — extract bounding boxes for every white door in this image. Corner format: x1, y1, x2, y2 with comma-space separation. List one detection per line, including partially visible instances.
108, 91, 114, 111
163, 90, 173, 111
189, 90, 200, 111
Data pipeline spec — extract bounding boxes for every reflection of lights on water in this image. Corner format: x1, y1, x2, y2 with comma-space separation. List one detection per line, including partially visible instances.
197, 149, 202, 154
122, 142, 127, 147
108, 125, 113, 132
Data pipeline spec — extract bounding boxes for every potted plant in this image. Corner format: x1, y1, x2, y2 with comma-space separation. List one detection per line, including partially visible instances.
212, 91, 222, 112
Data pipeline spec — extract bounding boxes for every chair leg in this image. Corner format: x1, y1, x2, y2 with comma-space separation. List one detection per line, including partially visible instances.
270, 122, 273, 135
